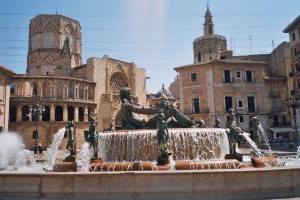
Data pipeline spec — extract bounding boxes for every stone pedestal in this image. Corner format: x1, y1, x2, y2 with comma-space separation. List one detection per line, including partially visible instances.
63, 156, 76, 162
225, 153, 243, 162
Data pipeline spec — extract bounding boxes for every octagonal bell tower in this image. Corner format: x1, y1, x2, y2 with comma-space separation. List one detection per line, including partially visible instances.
27, 14, 82, 76
193, 5, 228, 63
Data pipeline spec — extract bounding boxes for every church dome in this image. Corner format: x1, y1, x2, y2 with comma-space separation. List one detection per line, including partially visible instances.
155, 84, 175, 100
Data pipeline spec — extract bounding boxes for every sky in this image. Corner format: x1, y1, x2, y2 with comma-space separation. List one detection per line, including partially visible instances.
0, 0, 299, 94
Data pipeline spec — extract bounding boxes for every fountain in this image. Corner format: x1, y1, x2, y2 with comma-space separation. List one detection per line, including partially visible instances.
1, 93, 300, 199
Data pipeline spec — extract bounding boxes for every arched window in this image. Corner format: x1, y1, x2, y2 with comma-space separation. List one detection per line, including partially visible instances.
68, 106, 74, 121
56, 81, 64, 99
42, 81, 50, 98
69, 81, 75, 98
22, 106, 30, 121
55, 106, 63, 121
32, 82, 38, 96
197, 52, 201, 62
42, 106, 50, 121
79, 83, 84, 99
41, 55, 56, 75
209, 27, 213, 35
9, 106, 17, 121
78, 107, 84, 122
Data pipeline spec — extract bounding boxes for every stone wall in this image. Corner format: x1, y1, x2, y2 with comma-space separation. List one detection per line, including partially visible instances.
0, 168, 300, 199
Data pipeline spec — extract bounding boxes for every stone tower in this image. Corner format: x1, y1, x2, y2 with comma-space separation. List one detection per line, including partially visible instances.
193, 5, 227, 63
27, 15, 82, 76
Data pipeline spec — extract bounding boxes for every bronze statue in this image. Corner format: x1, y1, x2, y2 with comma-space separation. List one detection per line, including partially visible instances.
87, 114, 98, 158
226, 108, 243, 154
65, 120, 76, 157
214, 118, 222, 128
156, 112, 170, 156
250, 117, 261, 146
119, 87, 197, 129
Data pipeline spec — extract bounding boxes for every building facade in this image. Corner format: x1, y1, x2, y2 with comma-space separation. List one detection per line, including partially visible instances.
0, 66, 15, 132
174, 6, 291, 138
283, 15, 300, 143
9, 14, 147, 149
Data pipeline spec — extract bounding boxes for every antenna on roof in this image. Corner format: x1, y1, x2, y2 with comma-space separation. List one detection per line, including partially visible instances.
55, 0, 58, 14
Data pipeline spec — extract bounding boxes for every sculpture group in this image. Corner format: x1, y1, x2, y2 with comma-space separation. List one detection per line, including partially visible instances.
64, 87, 265, 164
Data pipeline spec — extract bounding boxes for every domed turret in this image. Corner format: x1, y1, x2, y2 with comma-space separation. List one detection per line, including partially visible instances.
152, 84, 175, 107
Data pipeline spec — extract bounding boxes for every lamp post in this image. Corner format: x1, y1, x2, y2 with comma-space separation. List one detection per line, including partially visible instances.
285, 95, 300, 146
31, 102, 45, 154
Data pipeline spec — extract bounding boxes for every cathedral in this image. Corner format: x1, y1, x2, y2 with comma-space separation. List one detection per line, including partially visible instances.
9, 14, 148, 149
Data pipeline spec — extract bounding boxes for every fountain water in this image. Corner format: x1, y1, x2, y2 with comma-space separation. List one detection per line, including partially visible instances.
0, 128, 66, 172
98, 128, 229, 162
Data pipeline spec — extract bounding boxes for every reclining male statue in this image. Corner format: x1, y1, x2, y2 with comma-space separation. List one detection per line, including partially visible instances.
119, 87, 197, 129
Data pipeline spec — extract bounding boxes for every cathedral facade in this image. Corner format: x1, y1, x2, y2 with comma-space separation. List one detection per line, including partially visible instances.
9, 14, 147, 149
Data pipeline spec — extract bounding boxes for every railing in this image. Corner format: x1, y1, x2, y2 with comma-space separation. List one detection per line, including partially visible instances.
183, 108, 209, 114
272, 122, 291, 127
223, 77, 234, 83
245, 78, 256, 83
269, 92, 280, 99
10, 96, 96, 104
247, 107, 259, 113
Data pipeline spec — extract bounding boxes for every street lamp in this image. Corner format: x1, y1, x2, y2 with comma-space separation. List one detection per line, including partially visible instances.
31, 102, 45, 154
285, 95, 300, 146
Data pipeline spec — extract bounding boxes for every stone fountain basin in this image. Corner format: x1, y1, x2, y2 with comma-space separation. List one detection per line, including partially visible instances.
0, 167, 300, 199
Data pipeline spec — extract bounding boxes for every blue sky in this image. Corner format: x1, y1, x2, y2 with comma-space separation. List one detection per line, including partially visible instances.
0, 0, 299, 93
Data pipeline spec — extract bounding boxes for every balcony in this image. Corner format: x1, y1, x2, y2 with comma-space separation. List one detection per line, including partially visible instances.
183, 108, 209, 114
10, 96, 96, 104
269, 92, 280, 99
272, 122, 291, 127
247, 107, 259, 113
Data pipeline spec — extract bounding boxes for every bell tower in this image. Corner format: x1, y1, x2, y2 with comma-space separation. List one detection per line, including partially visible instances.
27, 14, 82, 76
193, 5, 227, 64
203, 4, 214, 37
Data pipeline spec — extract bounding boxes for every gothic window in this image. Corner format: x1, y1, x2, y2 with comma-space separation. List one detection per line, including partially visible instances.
79, 83, 84, 99
43, 31, 57, 48
110, 73, 128, 94
209, 27, 212, 35
41, 55, 56, 75
56, 81, 64, 99
68, 82, 75, 98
